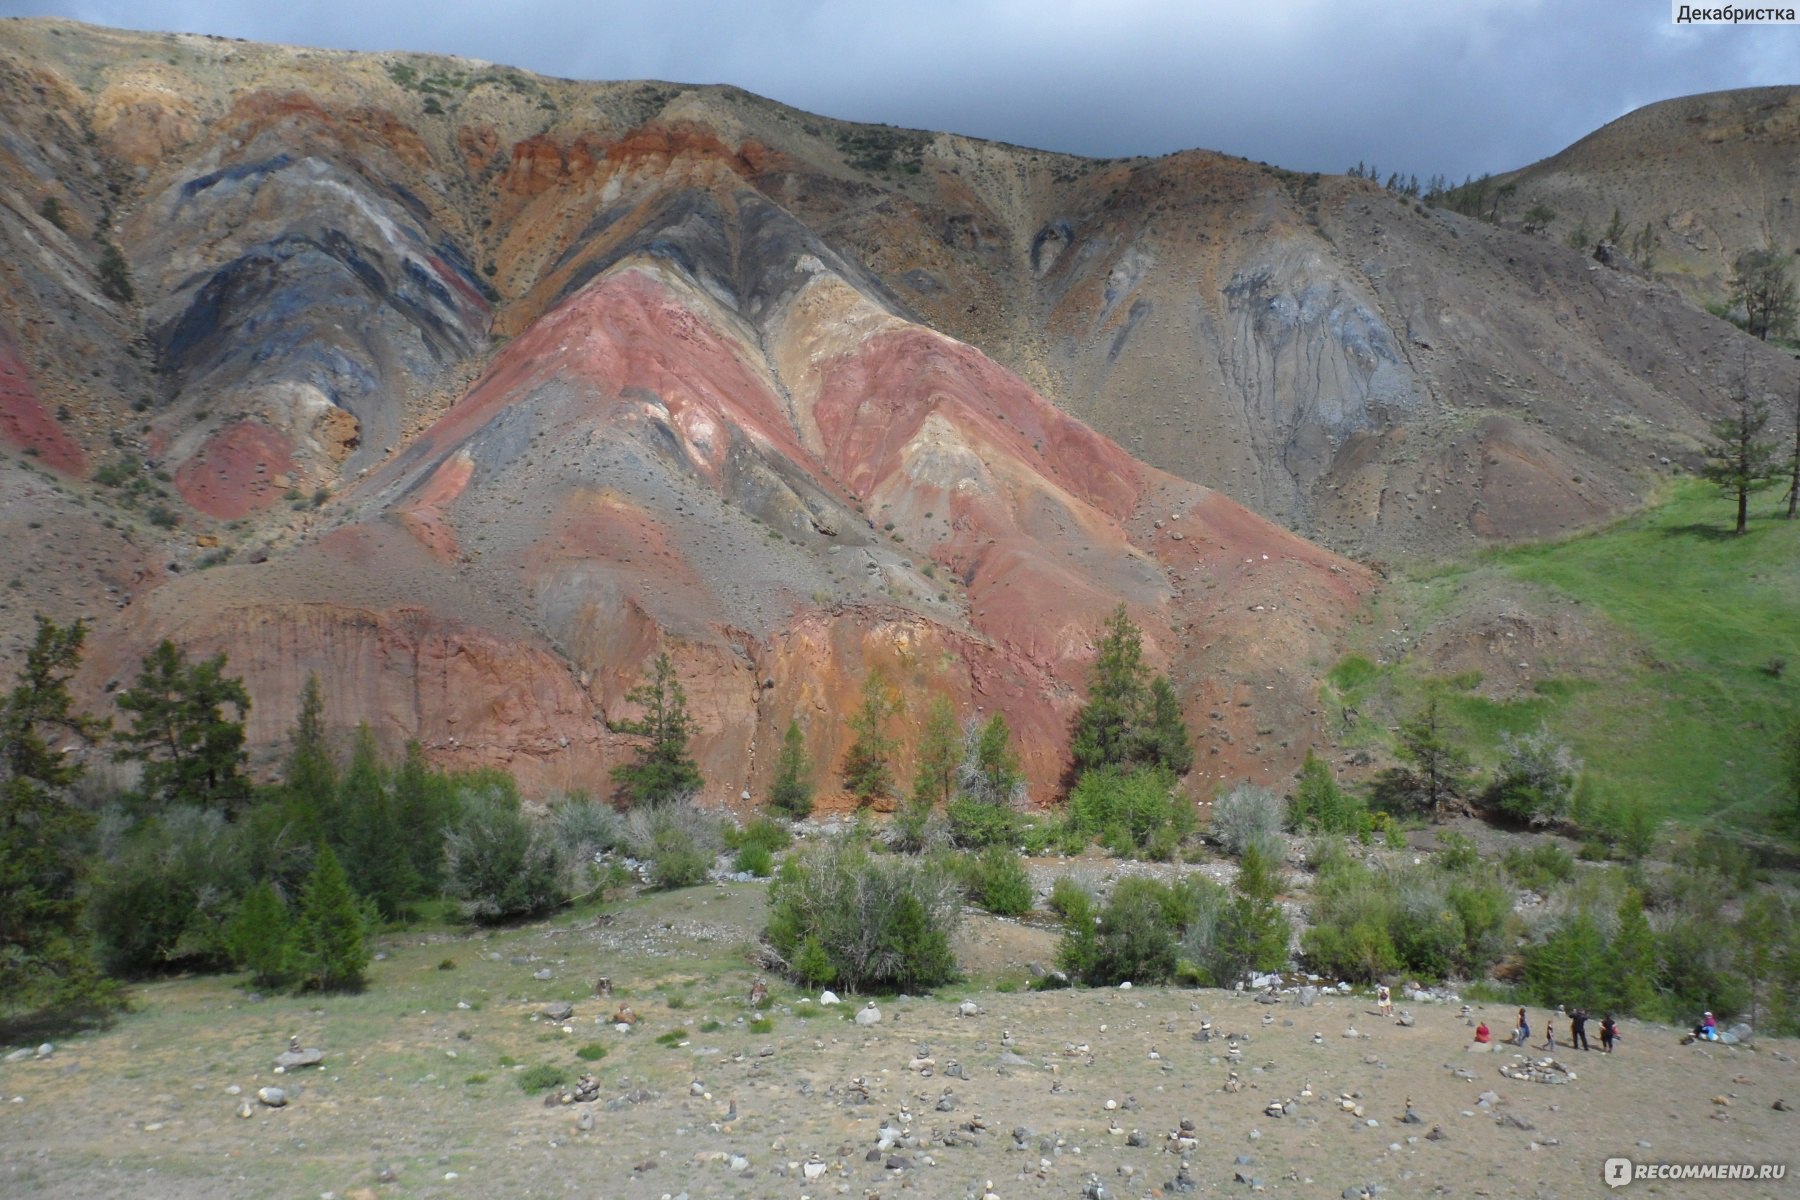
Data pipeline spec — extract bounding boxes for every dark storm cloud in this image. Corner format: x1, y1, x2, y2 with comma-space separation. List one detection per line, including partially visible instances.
2, 0, 1793, 178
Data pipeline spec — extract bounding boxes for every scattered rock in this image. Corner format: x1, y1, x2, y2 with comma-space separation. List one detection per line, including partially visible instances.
256, 1087, 287, 1108
542, 1002, 574, 1022
274, 1048, 323, 1070
820, 991, 842, 1006
855, 1002, 882, 1026
532, 968, 553, 981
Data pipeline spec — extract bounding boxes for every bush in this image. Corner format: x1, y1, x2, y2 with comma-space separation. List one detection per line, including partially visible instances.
445, 791, 568, 922
764, 842, 962, 993
1210, 782, 1286, 861
726, 817, 791, 855
946, 796, 1017, 848
1067, 766, 1191, 855
518, 1064, 568, 1094
734, 842, 775, 877
956, 846, 1033, 916
889, 797, 947, 854
623, 800, 723, 890
546, 793, 621, 861
1302, 852, 1510, 983
90, 806, 246, 975
575, 1043, 608, 1061
1288, 751, 1367, 834
1066, 877, 1179, 986
1482, 727, 1579, 826
1503, 843, 1575, 893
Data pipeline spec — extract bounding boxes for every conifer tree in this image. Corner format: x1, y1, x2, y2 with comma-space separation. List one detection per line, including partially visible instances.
965, 713, 1024, 806
911, 696, 961, 808
0, 616, 115, 1017
1069, 606, 1193, 780
226, 880, 291, 989
1220, 845, 1291, 978
610, 652, 703, 806
842, 670, 901, 805
393, 740, 455, 891
1071, 605, 1150, 774
1700, 378, 1778, 534
341, 723, 414, 919
288, 846, 370, 992
1373, 694, 1471, 820
114, 640, 251, 812
1606, 890, 1660, 1016
1138, 675, 1194, 776
767, 720, 814, 819
283, 674, 336, 833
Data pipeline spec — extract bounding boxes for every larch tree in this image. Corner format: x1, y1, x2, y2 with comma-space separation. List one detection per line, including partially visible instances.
610, 652, 703, 806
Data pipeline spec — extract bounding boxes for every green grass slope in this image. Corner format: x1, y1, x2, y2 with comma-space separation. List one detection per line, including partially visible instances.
1325, 481, 1799, 835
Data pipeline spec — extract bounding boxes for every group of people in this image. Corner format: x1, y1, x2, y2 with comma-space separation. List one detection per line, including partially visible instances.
1471, 1005, 1619, 1052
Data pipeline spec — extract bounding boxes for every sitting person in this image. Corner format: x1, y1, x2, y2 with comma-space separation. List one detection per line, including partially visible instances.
1474, 1021, 1491, 1044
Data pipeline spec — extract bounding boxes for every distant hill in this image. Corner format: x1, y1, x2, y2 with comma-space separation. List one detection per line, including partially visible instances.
1489, 86, 1800, 309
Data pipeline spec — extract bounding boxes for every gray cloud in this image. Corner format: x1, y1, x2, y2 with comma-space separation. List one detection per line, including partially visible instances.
1, 0, 1793, 179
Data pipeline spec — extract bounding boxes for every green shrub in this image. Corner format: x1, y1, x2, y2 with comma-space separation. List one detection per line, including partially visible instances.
956, 846, 1033, 916
622, 800, 722, 890
1288, 751, 1368, 834
445, 791, 568, 922
1073, 877, 1180, 986
726, 817, 791, 854
1503, 843, 1575, 893
1067, 766, 1191, 855
518, 1064, 568, 1093
734, 842, 775, 877
764, 842, 961, 993
946, 796, 1017, 848
575, 1043, 608, 1061
1434, 831, 1481, 874
546, 793, 621, 860
890, 797, 946, 854
748, 1016, 774, 1034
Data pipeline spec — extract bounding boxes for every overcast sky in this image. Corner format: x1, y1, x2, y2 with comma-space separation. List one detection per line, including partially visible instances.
1, 0, 1794, 180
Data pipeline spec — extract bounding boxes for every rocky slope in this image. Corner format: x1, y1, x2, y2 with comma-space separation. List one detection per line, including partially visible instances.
0, 18, 1790, 801
1490, 86, 1800, 309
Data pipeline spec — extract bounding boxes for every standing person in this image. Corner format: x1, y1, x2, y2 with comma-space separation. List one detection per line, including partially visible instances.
1569, 1007, 1590, 1051
1543, 1014, 1557, 1051
1513, 1007, 1531, 1047
1377, 983, 1392, 1016
1600, 1014, 1619, 1053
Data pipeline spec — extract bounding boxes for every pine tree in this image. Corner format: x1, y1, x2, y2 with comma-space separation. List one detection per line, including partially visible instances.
610, 652, 703, 806
283, 674, 336, 835
1700, 379, 1778, 535
1138, 676, 1194, 775
767, 720, 814, 819
842, 670, 901, 805
0, 617, 115, 1017
911, 695, 961, 808
226, 880, 291, 990
114, 640, 251, 812
393, 740, 455, 891
340, 723, 414, 919
1071, 605, 1150, 774
288, 846, 370, 992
